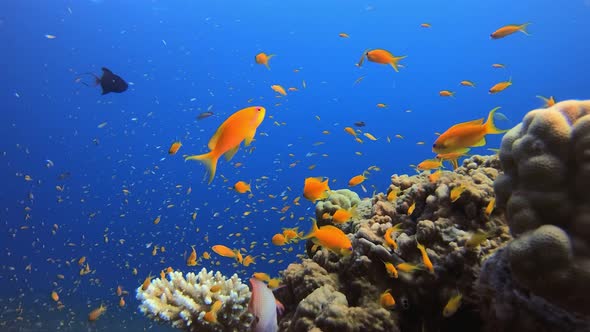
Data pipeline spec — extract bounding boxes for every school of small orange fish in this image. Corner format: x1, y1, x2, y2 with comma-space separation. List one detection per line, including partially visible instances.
6, 18, 560, 329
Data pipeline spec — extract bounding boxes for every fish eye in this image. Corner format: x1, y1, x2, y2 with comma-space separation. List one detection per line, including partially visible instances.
432, 143, 437, 148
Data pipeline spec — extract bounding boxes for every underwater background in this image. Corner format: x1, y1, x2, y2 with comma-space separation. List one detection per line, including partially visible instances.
1, 0, 590, 331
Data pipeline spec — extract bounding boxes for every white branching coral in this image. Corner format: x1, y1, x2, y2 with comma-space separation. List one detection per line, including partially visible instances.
136, 268, 253, 332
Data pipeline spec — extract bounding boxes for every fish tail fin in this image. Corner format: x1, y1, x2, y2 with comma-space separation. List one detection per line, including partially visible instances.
519, 23, 531, 36
303, 218, 319, 240
185, 152, 219, 184
416, 240, 424, 251
484, 107, 508, 134
264, 63, 271, 70
390, 55, 407, 72
357, 49, 368, 67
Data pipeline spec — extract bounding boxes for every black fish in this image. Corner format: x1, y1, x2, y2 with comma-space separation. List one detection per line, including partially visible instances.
98, 67, 128, 94
354, 121, 366, 127
77, 67, 128, 95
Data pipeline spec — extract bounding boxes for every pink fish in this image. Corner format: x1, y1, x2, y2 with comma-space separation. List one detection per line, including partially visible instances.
248, 278, 279, 332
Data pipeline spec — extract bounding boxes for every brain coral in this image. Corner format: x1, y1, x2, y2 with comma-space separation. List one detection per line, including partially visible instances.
493, 100, 590, 315
315, 189, 361, 221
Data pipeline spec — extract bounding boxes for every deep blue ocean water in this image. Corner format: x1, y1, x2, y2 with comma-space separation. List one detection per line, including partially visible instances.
1, 0, 589, 330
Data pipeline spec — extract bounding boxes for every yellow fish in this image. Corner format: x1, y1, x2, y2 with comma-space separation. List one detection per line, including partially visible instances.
185, 106, 265, 183
443, 293, 462, 317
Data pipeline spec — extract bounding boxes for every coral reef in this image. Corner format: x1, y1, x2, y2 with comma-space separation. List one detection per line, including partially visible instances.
278, 155, 510, 332
136, 268, 253, 332
476, 100, 590, 330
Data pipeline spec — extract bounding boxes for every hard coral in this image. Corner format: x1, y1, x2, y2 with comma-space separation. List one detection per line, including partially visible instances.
136, 268, 253, 332
492, 100, 590, 316
279, 155, 509, 332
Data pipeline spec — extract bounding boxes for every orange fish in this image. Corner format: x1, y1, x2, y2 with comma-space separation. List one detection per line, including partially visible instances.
489, 77, 512, 94
272, 233, 286, 246
348, 172, 368, 187
490, 23, 530, 39
303, 218, 352, 255
119, 297, 126, 307
51, 291, 59, 302
439, 90, 454, 97
536, 95, 555, 108
303, 177, 330, 202
432, 107, 506, 154
204, 300, 223, 323
460, 80, 475, 87
436, 148, 470, 169
271, 85, 287, 96
187, 246, 198, 266
383, 261, 398, 278
450, 184, 467, 202
416, 241, 434, 274
416, 158, 442, 171
168, 141, 182, 155
330, 208, 354, 224
141, 273, 153, 290
339, 33, 350, 38
88, 305, 106, 321
243, 255, 256, 266
428, 169, 443, 183
420, 23, 431, 28
255, 53, 274, 70
212, 245, 237, 259
358, 49, 407, 72
344, 127, 357, 137
234, 181, 251, 194
185, 106, 266, 184
384, 223, 402, 250
380, 289, 396, 309
282, 227, 302, 242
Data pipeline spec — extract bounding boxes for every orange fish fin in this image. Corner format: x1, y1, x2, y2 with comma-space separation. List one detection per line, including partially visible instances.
303, 218, 319, 240
224, 146, 240, 161
484, 106, 508, 134
473, 137, 486, 147
519, 23, 531, 36
208, 125, 226, 150
244, 129, 257, 146
389, 56, 407, 72
185, 152, 219, 184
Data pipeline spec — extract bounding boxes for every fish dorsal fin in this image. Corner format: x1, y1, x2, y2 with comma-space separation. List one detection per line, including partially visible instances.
448, 118, 483, 130
224, 145, 239, 161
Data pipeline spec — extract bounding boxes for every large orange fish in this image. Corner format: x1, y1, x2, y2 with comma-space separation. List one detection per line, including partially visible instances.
490, 23, 530, 39
357, 49, 406, 72
255, 53, 274, 70
303, 177, 330, 202
432, 107, 507, 154
185, 106, 265, 183
303, 218, 352, 255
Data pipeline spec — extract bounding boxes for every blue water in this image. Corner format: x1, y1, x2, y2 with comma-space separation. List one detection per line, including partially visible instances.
1, 0, 589, 330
